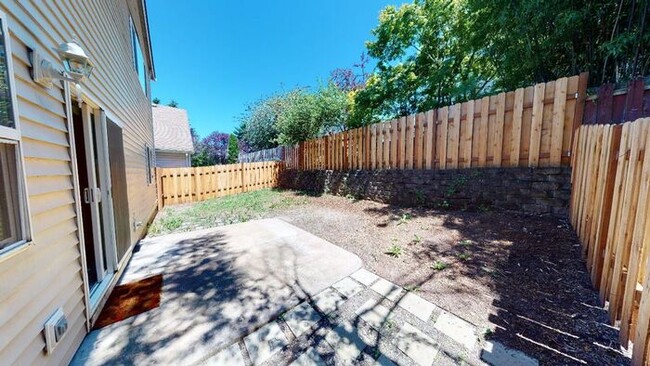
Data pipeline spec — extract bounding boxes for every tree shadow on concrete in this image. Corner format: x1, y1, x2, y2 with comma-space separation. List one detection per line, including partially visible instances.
72, 228, 318, 366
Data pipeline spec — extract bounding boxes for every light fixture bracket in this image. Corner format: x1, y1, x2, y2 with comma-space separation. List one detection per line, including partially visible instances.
29, 50, 78, 88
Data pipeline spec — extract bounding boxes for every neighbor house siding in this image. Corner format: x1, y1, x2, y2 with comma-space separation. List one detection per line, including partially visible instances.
0, 1, 156, 365
156, 150, 190, 168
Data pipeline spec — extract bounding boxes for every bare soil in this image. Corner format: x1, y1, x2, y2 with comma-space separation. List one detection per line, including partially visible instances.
269, 192, 630, 366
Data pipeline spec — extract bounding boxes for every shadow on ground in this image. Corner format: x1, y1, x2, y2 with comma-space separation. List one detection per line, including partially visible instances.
359, 204, 629, 365
71, 219, 361, 365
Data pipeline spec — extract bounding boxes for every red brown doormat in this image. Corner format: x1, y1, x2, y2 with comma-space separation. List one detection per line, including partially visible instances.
92, 274, 163, 330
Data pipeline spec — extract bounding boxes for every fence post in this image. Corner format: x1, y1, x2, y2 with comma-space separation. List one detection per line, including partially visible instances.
240, 162, 246, 192
571, 72, 590, 156
156, 168, 163, 210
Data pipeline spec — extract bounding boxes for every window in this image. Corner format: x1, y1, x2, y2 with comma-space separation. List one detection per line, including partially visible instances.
145, 146, 153, 184
130, 17, 148, 96
0, 11, 29, 255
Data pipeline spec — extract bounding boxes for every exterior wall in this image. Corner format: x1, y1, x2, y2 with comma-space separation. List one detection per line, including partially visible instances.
279, 167, 572, 218
0, 1, 156, 365
156, 150, 190, 168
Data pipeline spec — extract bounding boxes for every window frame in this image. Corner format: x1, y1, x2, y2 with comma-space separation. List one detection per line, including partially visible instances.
0, 10, 32, 259
129, 16, 149, 97
145, 145, 153, 185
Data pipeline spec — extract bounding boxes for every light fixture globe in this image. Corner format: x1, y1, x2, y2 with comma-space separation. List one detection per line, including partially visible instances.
57, 40, 93, 80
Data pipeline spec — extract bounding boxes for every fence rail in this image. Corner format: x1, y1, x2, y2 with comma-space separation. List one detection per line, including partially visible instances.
156, 161, 282, 208
285, 73, 588, 171
570, 117, 650, 363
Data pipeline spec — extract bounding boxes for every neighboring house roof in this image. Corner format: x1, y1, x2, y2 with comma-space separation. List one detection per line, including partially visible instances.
152, 104, 194, 153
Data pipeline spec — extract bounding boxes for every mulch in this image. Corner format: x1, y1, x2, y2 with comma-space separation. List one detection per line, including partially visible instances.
93, 274, 163, 330
272, 192, 631, 365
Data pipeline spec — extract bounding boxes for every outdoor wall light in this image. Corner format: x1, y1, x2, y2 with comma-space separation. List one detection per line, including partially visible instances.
29, 39, 93, 89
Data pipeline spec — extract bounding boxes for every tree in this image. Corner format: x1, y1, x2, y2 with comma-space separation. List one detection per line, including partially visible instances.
350, 0, 494, 127
227, 134, 239, 164
152, 97, 160, 104
190, 128, 209, 167
167, 100, 179, 108
466, 0, 649, 87
190, 130, 230, 167
275, 84, 349, 145
235, 95, 282, 151
202, 132, 230, 164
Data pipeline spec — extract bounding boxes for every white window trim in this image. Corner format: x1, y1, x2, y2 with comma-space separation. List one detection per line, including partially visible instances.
129, 16, 150, 98
0, 9, 33, 261
145, 145, 153, 185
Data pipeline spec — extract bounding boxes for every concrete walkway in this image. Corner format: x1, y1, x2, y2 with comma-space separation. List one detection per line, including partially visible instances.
71, 219, 537, 366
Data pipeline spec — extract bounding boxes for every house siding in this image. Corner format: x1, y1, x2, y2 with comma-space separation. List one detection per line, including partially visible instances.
156, 150, 190, 168
0, 1, 156, 365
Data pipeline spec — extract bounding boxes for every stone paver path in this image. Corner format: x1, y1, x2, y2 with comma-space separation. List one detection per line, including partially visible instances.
243, 322, 288, 365
395, 322, 439, 366
194, 268, 538, 366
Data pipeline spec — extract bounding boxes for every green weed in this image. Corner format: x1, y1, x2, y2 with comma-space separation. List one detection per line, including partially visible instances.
396, 213, 412, 225
431, 261, 448, 271
386, 245, 404, 258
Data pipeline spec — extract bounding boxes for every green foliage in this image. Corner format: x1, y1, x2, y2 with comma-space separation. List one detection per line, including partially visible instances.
386, 244, 404, 258
227, 134, 239, 164
236, 83, 348, 148
152, 97, 160, 104
458, 239, 474, 247
466, 0, 649, 87
405, 285, 421, 292
431, 261, 448, 271
396, 213, 412, 225
457, 252, 471, 261
167, 100, 179, 108
412, 234, 422, 245
350, 0, 494, 126
235, 94, 282, 151
148, 189, 308, 236
275, 84, 348, 145
350, 0, 649, 127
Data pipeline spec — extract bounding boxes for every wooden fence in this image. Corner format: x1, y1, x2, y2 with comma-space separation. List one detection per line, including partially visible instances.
156, 161, 282, 208
570, 117, 650, 364
238, 146, 285, 163
286, 73, 588, 171
583, 76, 650, 125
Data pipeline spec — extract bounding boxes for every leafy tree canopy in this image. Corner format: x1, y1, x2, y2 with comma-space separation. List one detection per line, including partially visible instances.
275, 83, 348, 145
227, 134, 239, 164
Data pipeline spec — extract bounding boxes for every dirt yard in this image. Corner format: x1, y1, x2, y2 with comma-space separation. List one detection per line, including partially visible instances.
150, 189, 630, 365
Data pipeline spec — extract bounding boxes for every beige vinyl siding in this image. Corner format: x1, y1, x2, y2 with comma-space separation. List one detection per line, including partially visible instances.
0, 1, 156, 365
156, 150, 191, 168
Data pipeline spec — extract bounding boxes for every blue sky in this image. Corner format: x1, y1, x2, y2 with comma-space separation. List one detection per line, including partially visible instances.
148, 0, 403, 138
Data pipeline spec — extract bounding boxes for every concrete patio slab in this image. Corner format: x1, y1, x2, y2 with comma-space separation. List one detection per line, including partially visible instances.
71, 219, 361, 365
